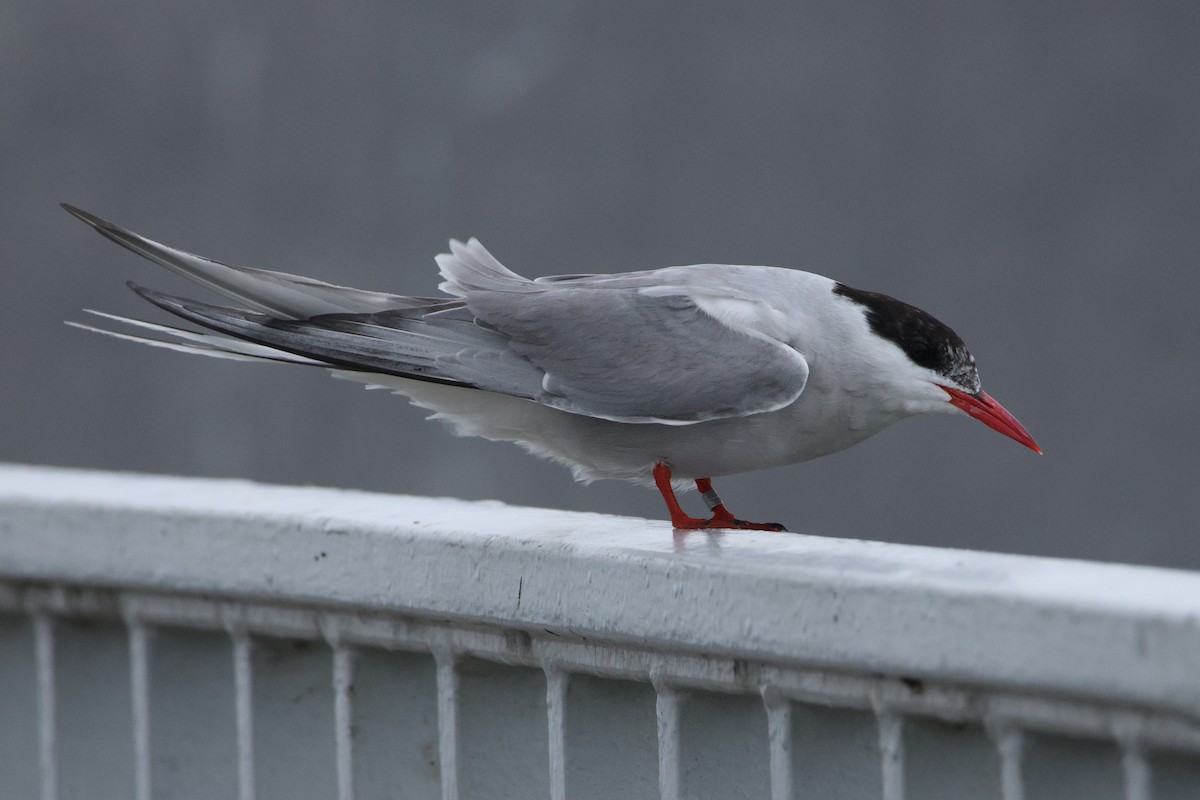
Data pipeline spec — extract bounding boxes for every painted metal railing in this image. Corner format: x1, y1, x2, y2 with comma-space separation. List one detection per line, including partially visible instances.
1, 463, 1199, 799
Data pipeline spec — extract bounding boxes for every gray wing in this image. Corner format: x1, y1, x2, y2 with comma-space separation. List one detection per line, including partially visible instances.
435, 237, 810, 422
129, 285, 548, 397
465, 286, 810, 423
131, 283, 809, 425
68, 206, 809, 424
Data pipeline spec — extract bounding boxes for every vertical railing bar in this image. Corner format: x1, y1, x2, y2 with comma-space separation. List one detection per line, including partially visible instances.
763, 687, 794, 800
545, 667, 569, 800
654, 680, 682, 800
1120, 741, 1151, 800
877, 710, 905, 800
1114, 714, 1151, 800
33, 613, 57, 800
232, 631, 255, 800
127, 620, 153, 800
993, 725, 1025, 800
434, 650, 460, 800
332, 644, 355, 800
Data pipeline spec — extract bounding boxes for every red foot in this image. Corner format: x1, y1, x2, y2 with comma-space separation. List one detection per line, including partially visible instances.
653, 463, 787, 532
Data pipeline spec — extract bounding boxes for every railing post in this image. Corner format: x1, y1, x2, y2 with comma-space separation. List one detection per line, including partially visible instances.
763, 685, 794, 800
231, 630, 255, 800
990, 723, 1025, 800
654, 676, 682, 800
34, 613, 57, 800
876, 709, 904, 800
331, 644, 355, 800
545, 667, 569, 800
126, 619, 152, 800
434, 650, 459, 800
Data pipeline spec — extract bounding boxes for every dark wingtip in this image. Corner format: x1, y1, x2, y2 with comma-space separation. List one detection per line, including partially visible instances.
61, 204, 133, 243
125, 283, 217, 324
126, 281, 177, 311
63, 205, 162, 261
61, 203, 107, 228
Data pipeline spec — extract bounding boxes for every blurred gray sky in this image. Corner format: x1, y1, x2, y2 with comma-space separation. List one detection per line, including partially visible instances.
3, 1, 1198, 567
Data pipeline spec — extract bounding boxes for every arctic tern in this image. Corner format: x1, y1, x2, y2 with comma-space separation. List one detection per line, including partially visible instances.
63, 205, 1040, 531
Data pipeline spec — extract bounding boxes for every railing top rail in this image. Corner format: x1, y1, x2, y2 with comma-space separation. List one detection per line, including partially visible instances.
2, 462, 1198, 716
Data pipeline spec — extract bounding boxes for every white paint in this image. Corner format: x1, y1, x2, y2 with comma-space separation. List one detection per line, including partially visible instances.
4, 463, 1200, 716
4, 463, 1200, 798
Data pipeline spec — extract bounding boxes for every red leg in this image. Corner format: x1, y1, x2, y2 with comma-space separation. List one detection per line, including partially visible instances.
653, 462, 709, 529
694, 477, 738, 525
653, 463, 786, 531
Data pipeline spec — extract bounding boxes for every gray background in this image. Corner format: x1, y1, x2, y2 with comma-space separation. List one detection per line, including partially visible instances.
3, 2, 1197, 567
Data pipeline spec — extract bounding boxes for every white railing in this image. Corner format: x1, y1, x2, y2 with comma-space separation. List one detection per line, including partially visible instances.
1, 462, 1199, 800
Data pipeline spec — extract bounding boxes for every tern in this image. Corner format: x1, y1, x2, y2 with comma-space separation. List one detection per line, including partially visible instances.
63, 204, 1040, 531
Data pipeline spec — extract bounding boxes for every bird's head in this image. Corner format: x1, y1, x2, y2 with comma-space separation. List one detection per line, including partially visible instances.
834, 284, 1041, 454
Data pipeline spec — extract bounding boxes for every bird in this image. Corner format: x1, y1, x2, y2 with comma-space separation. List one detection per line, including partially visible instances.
63, 204, 1040, 532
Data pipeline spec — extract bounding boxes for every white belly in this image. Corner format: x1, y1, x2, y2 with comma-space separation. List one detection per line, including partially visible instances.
355, 373, 910, 484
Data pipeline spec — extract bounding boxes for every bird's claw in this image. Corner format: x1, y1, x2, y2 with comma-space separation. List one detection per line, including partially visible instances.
707, 509, 787, 531
719, 518, 788, 532
673, 516, 788, 532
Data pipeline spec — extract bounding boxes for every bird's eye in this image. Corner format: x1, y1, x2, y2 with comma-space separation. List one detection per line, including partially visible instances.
907, 338, 932, 364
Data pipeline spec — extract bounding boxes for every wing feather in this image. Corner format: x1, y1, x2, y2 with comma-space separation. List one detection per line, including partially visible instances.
65, 205, 811, 426
465, 284, 810, 423
61, 204, 433, 318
